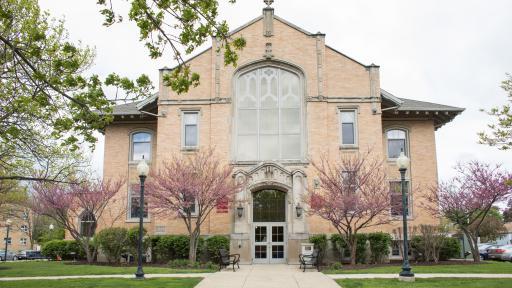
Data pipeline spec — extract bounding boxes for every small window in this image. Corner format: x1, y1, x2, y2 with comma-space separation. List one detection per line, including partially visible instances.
182, 112, 199, 148
155, 225, 166, 235
387, 129, 407, 159
20, 238, 27, 246
340, 110, 357, 146
3, 237, 11, 245
131, 132, 151, 161
390, 180, 411, 217
180, 193, 198, 217
129, 184, 148, 219
80, 210, 97, 237
391, 240, 400, 256
20, 225, 28, 233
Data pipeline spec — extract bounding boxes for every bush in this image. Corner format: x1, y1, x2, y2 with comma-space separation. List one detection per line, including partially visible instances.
205, 236, 229, 263
152, 235, 190, 263
42, 240, 67, 259
309, 234, 328, 252
440, 237, 461, 260
42, 240, 85, 260
328, 262, 343, 270
126, 227, 149, 261
367, 232, 392, 264
96, 227, 128, 263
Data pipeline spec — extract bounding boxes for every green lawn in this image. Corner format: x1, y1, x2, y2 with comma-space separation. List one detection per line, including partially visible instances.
0, 261, 214, 278
325, 261, 512, 274
0, 278, 202, 288
336, 278, 512, 288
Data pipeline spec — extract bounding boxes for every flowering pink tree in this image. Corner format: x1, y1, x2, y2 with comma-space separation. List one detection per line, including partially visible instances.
32, 178, 124, 262
308, 151, 391, 265
146, 149, 240, 263
424, 161, 512, 262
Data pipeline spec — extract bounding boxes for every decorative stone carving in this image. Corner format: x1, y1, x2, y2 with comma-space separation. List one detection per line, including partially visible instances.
264, 43, 274, 59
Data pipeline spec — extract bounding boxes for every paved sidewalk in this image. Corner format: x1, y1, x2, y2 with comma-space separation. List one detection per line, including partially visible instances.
196, 264, 339, 288
328, 273, 512, 279
0, 273, 210, 281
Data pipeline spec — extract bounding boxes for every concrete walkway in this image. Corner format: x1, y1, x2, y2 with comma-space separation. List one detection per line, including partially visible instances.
195, 264, 339, 288
329, 273, 512, 279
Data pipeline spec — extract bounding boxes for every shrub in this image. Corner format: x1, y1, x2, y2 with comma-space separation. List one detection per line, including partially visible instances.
328, 262, 343, 270
64, 240, 85, 260
42, 240, 67, 259
309, 234, 328, 252
367, 232, 392, 264
126, 227, 149, 262
440, 237, 461, 260
96, 227, 128, 263
168, 259, 194, 268
205, 236, 229, 263
153, 235, 190, 262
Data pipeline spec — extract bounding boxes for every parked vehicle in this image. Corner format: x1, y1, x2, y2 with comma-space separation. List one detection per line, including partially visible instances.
487, 245, 512, 261
0, 250, 16, 261
478, 243, 495, 260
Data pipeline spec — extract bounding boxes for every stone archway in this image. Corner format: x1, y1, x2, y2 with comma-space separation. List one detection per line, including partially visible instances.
232, 162, 309, 264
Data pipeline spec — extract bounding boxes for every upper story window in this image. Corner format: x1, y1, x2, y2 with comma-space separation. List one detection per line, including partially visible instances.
387, 129, 407, 159
235, 67, 302, 161
20, 224, 28, 233
339, 110, 357, 147
131, 132, 151, 161
182, 111, 199, 149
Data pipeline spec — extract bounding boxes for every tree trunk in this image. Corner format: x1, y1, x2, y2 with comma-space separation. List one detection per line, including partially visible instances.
189, 231, 199, 264
83, 241, 94, 263
349, 236, 357, 265
462, 228, 480, 262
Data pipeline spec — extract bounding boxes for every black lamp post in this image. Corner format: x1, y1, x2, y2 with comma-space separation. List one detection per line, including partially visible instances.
135, 159, 149, 279
3, 219, 11, 262
396, 151, 414, 280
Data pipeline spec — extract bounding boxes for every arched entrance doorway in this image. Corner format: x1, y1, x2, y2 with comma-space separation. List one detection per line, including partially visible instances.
252, 189, 287, 264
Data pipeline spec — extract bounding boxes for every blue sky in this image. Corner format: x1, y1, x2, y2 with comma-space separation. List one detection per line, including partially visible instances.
40, 0, 512, 181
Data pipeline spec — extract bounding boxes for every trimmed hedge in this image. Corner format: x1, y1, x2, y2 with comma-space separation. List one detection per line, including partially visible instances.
41, 240, 84, 260
151, 235, 228, 263
440, 237, 461, 260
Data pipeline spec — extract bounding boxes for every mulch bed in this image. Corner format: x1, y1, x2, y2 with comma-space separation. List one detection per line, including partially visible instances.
334, 260, 488, 270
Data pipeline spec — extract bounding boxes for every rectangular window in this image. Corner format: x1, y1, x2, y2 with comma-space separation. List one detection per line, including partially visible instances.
129, 184, 148, 219
155, 225, 166, 235
20, 238, 27, 246
340, 110, 357, 146
3, 237, 11, 245
390, 181, 411, 217
341, 171, 357, 194
182, 112, 199, 148
180, 194, 198, 217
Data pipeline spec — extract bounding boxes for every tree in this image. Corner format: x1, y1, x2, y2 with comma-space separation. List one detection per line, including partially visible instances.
424, 161, 512, 262
31, 178, 124, 263
146, 149, 240, 263
307, 151, 391, 265
0, 0, 152, 185
479, 74, 512, 149
469, 207, 506, 242
504, 205, 512, 222
96, 0, 246, 94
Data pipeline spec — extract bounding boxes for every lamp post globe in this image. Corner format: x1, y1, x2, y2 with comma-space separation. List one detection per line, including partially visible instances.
49, 224, 54, 230
135, 158, 149, 279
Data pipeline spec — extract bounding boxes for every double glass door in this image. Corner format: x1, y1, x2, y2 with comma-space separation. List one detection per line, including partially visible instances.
253, 223, 286, 264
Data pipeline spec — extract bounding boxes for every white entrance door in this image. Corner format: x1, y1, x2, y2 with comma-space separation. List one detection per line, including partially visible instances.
253, 223, 286, 264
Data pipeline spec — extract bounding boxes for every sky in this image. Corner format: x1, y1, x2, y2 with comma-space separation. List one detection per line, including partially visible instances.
39, 0, 512, 181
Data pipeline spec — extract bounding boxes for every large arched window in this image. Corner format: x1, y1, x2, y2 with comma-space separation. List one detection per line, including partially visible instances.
386, 129, 407, 159
79, 210, 97, 237
236, 67, 302, 161
131, 132, 152, 161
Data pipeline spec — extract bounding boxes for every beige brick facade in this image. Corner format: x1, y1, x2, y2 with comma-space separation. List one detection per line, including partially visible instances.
99, 9, 462, 263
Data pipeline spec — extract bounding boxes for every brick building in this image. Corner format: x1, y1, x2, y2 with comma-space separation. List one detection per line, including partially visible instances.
98, 5, 463, 264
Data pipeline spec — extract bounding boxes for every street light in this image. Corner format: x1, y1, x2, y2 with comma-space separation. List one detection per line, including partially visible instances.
396, 151, 414, 281
135, 158, 149, 279
4, 219, 12, 262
